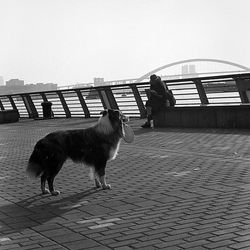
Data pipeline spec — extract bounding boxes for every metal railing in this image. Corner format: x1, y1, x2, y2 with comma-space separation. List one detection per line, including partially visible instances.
0, 73, 250, 119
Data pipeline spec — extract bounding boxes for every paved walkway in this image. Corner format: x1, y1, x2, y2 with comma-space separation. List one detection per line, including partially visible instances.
1, 118, 250, 249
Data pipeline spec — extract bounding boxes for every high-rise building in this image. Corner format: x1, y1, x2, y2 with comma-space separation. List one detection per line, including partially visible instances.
94, 77, 104, 86
182, 65, 189, 76
181, 64, 198, 78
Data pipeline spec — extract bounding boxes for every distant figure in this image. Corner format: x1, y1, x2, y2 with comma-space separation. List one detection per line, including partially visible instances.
141, 74, 168, 128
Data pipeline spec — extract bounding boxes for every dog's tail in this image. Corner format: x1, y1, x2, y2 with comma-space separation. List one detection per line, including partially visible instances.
26, 140, 46, 178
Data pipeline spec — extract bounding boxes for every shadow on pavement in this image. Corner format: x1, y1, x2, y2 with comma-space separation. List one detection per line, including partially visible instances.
0, 188, 100, 236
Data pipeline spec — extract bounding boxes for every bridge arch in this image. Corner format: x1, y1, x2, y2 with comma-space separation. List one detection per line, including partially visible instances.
135, 58, 250, 83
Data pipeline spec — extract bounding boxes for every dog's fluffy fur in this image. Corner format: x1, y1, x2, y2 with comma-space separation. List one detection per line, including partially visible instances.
27, 109, 126, 195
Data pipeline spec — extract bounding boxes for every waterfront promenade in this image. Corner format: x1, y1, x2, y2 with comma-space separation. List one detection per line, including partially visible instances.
1, 118, 250, 249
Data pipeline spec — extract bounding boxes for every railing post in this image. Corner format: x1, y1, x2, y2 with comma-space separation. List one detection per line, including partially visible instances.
57, 91, 71, 118
97, 89, 107, 109
21, 94, 39, 118
130, 84, 146, 118
105, 87, 119, 109
40, 92, 48, 102
193, 79, 209, 105
7, 95, 18, 110
7, 95, 20, 117
98, 87, 119, 110
75, 89, 90, 118
234, 76, 250, 103
0, 99, 4, 110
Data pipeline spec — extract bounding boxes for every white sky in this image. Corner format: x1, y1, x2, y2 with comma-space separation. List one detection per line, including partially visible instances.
0, 0, 250, 86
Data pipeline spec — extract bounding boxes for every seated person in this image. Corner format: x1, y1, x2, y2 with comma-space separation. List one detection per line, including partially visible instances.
141, 74, 168, 128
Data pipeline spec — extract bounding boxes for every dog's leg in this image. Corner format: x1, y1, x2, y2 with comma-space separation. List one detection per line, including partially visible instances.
89, 167, 101, 188
94, 174, 102, 189
99, 175, 111, 190
47, 176, 60, 196
41, 174, 50, 195
46, 158, 65, 196
95, 162, 111, 190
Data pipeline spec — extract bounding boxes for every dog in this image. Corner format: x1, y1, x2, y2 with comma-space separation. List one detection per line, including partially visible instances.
27, 109, 128, 195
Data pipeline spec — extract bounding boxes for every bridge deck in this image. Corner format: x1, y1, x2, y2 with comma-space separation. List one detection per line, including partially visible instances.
0, 118, 250, 249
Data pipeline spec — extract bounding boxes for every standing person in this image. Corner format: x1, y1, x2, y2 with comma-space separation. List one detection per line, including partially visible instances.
141, 74, 168, 128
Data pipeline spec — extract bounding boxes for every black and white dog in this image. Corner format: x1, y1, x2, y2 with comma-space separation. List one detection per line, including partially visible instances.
27, 109, 128, 195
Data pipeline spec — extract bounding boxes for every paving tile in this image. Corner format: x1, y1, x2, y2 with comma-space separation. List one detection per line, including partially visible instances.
114, 247, 133, 250
63, 239, 102, 249
87, 246, 111, 250
205, 239, 236, 249
109, 239, 139, 248
131, 239, 163, 248
156, 240, 186, 248
40, 228, 73, 237
89, 222, 114, 229
0, 237, 11, 242
180, 239, 210, 248
31, 223, 63, 232
49, 232, 86, 244
0, 244, 20, 250
230, 240, 250, 249
185, 233, 213, 242
209, 233, 237, 242
139, 232, 168, 242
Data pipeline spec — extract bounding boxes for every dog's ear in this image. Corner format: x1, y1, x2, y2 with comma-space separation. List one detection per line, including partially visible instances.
100, 110, 108, 116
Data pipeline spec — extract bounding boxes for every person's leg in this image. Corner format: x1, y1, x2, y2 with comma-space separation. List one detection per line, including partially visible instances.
146, 106, 152, 123
141, 106, 152, 128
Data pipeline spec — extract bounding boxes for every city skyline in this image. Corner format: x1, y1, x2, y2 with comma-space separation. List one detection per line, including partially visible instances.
1, 0, 250, 86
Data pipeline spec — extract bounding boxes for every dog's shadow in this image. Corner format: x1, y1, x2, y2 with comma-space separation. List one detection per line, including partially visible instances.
0, 188, 100, 236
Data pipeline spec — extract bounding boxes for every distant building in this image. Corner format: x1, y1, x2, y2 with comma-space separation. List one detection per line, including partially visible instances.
1, 78, 25, 94
72, 83, 93, 89
25, 83, 57, 92
0, 76, 4, 86
6, 79, 24, 87
0, 79, 57, 95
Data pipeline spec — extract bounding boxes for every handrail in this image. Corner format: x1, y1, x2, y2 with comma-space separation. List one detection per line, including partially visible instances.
0, 73, 249, 119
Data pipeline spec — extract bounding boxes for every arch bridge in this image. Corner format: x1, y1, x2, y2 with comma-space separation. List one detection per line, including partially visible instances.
136, 58, 250, 82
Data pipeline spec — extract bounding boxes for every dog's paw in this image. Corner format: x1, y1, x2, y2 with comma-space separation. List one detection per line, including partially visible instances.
102, 184, 111, 190
94, 179, 102, 189
95, 183, 102, 189
42, 188, 51, 195
51, 190, 60, 196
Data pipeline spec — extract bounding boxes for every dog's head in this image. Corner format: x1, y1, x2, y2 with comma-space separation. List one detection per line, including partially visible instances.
100, 109, 128, 123
98, 109, 128, 136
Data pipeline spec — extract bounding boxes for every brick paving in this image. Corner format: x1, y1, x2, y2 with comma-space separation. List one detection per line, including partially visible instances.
0, 118, 250, 249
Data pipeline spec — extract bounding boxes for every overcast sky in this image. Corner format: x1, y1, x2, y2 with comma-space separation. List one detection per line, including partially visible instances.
1, 0, 250, 86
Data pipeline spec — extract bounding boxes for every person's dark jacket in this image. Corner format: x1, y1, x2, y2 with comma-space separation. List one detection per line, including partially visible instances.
146, 78, 168, 113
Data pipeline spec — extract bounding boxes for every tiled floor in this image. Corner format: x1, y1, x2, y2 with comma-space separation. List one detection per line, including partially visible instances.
1, 118, 250, 249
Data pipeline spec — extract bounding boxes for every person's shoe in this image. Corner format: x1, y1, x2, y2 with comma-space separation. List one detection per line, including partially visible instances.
141, 121, 151, 128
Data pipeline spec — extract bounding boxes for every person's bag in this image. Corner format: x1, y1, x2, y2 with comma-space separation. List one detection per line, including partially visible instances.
166, 90, 176, 107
